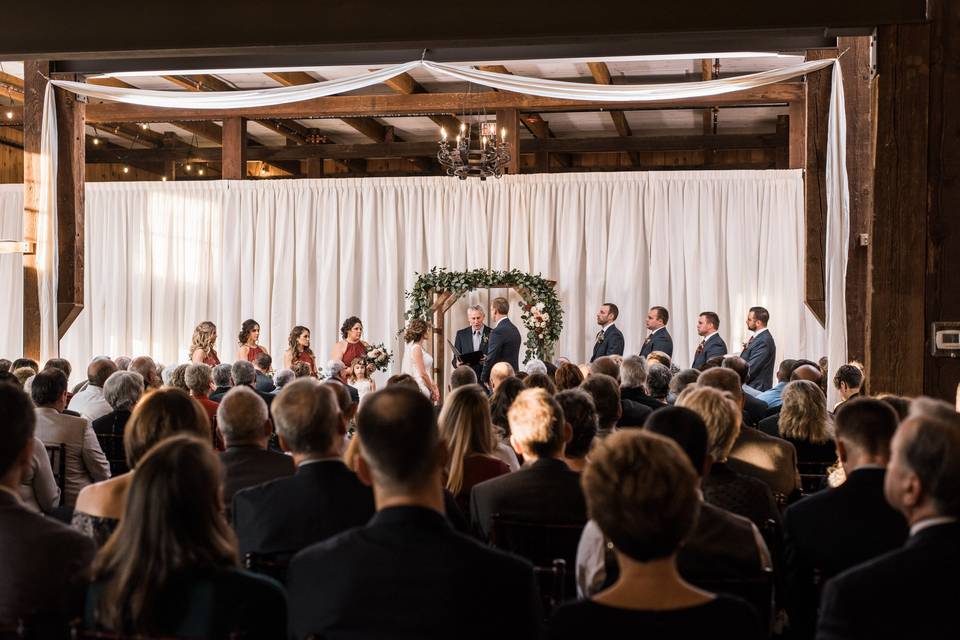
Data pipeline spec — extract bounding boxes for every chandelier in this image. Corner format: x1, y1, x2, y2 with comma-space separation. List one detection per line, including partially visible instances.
437, 121, 511, 180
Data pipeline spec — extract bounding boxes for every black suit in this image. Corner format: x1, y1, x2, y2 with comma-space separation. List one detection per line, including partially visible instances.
784, 468, 908, 639
639, 327, 674, 357
702, 462, 781, 530
231, 460, 375, 556
452, 324, 491, 380
617, 398, 652, 428
817, 521, 960, 640
480, 318, 522, 384
470, 457, 587, 541
742, 393, 769, 427
326, 377, 360, 405
0, 491, 94, 632
219, 445, 295, 509
741, 330, 777, 391
210, 385, 231, 403
287, 506, 541, 639
590, 324, 625, 362
692, 333, 728, 369
254, 371, 276, 393
620, 387, 668, 412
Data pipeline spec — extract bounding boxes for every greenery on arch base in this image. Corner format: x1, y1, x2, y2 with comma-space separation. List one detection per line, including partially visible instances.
404, 267, 564, 363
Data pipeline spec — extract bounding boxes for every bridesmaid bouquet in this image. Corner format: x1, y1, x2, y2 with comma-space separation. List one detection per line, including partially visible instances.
363, 342, 394, 373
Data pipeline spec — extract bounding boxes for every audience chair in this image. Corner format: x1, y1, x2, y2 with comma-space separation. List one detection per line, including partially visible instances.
695, 569, 775, 635
490, 515, 585, 603
797, 461, 832, 495
533, 559, 567, 618
96, 432, 129, 477
244, 551, 293, 585
44, 443, 66, 506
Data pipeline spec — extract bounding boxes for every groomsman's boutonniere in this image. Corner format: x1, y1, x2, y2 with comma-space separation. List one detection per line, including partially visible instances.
595, 330, 605, 345
481, 331, 490, 348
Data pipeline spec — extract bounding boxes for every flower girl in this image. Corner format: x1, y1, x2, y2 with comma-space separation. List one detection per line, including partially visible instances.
348, 357, 376, 402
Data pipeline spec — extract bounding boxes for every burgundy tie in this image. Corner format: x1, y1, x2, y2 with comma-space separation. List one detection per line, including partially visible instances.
696, 339, 705, 354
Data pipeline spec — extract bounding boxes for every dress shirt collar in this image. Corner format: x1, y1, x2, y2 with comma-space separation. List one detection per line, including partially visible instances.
753, 327, 768, 337
35, 406, 63, 416
702, 331, 718, 342
650, 326, 665, 335
0, 484, 23, 504
495, 316, 508, 328
297, 457, 346, 468
370, 505, 451, 530
600, 321, 615, 332
910, 516, 958, 537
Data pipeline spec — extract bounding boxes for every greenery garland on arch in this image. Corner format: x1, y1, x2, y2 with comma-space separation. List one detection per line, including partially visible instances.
405, 267, 564, 363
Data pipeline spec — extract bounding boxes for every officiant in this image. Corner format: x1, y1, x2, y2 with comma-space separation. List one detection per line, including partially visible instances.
452, 304, 491, 380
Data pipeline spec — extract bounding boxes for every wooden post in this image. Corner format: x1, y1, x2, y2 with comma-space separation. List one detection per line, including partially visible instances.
496, 108, 521, 175
22, 61, 44, 360
788, 100, 806, 170
775, 115, 790, 169
222, 117, 247, 180
304, 157, 324, 178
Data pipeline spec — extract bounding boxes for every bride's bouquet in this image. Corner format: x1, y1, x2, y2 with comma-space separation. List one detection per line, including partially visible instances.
363, 342, 394, 373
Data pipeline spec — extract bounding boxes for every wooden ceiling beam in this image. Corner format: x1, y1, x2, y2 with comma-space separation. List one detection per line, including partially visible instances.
587, 61, 639, 166
382, 71, 461, 134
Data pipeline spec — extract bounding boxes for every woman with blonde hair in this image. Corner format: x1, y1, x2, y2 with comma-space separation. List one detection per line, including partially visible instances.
439, 384, 510, 512
237, 319, 269, 363
777, 379, 836, 466
283, 326, 317, 377
400, 318, 438, 402
189, 321, 220, 366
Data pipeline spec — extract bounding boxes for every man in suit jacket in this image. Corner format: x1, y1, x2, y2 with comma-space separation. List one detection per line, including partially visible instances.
232, 380, 373, 557
639, 306, 674, 357
451, 304, 491, 381
590, 302, 625, 362
471, 388, 586, 540
30, 369, 110, 507
216, 386, 294, 510
253, 352, 276, 393
817, 416, 960, 640
231, 360, 274, 409
0, 384, 95, 634
785, 399, 907, 639
722, 356, 775, 426
326, 361, 360, 405
480, 296, 521, 386
287, 385, 540, 639
692, 311, 728, 369
740, 306, 777, 391
620, 355, 668, 412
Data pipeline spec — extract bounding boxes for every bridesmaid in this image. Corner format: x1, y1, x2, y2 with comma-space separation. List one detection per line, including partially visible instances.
330, 316, 369, 367
284, 326, 317, 377
189, 321, 220, 366
237, 319, 269, 363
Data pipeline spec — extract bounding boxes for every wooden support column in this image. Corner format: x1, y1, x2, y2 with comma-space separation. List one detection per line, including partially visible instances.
869, 24, 930, 396
788, 100, 806, 169
22, 61, 44, 359
775, 115, 790, 169
304, 157, 324, 178
496, 108, 521, 175
221, 117, 247, 180
803, 48, 835, 326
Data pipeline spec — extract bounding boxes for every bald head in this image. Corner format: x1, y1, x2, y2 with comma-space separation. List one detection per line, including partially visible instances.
697, 367, 743, 406
88, 358, 119, 388
791, 364, 823, 384
490, 362, 515, 390
129, 356, 160, 389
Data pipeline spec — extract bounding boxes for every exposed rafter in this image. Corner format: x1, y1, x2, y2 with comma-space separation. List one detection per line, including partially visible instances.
381, 72, 462, 135
586, 62, 639, 166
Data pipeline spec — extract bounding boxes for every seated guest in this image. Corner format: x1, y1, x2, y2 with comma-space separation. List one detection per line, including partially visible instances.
0, 358, 11, 373
32, 369, 110, 507
524, 372, 557, 395
833, 363, 864, 408
589, 355, 620, 381
677, 386, 780, 529
232, 360, 274, 408
554, 362, 585, 391
784, 399, 908, 639
217, 387, 294, 509
556, 389, 599, 472
73, 388, 210, 548
185, 364, 218, 421
326, 360, 359, 405
84, 436, 286, 638
471, 388, 585, 541
113, 356, 131, 371
290, 361, 312, 378
12, 358, 39, 374
271, 368, 295, 394
91, 371, 144, 477
722, 356, 770, 426
43, 358, 74, 401
0, 384, 94, 635
908, 396, 960, 427
646, 350, 671, 369
756, 359, 796, 409
254, 352, 276, 393
577, 406, 771, 597
523, 359, 548, 376
67, 357, 118, 421
128, 356, 161, 390
699, 368, 801, 498
168, 364, 190, 392
287, 386, 541, 639
878, 394, 910, 422
232, 380, 373, 557
646, 362, 673, 403
209, 363, 233, 402
668, 367, 700, 403
772, 380, 837, 467
12, 367, 35, 386
385, 373, 421, 390
619, 355, 667, 411
18, 432, 60, 514
581, 373, 624, 437
548, 430, 762, 639
439, 385, 511, 513
490, 376, 524, 439
817, 416, 960, 640
449, 364, 478, 391
489, 361, 515, 392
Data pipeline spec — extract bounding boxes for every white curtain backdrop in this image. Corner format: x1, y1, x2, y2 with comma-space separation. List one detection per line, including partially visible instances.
0, 185, 24, 360
0, 171, 826, 386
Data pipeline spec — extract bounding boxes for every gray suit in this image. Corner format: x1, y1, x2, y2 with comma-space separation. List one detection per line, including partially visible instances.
34, 407, 111, 507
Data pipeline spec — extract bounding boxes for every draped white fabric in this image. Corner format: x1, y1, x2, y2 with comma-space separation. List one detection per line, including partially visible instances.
0, 172, 824, 387
0, 185, 24, 361
38, 84, 60, 362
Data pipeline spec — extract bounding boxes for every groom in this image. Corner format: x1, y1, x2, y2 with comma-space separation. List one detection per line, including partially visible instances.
480, 297, 521, 387
452, 304, 491, 381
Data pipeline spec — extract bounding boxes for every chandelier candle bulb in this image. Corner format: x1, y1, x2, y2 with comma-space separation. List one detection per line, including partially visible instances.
441, 127, 447, 140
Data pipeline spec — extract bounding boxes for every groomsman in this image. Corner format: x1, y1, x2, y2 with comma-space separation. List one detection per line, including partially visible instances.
591, 303, 625, 362
740, 306, 776, 392
452, 305, 491, 381
692, 311, 728, 369
640, 306, 674, 357
480, 297, 521, 386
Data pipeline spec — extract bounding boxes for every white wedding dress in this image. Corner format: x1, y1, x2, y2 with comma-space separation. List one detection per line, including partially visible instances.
401, 342, 434, 399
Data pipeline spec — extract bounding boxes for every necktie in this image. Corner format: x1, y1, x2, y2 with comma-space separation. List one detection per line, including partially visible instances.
696, 339, 705, 354
644, 334, 652, 344
596, 330, 604, 344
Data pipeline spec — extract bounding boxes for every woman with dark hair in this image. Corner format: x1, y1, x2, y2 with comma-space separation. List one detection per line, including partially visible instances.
330, 316, 369, 368
555, 362, 585, 392
72, 388, 210, 548
489, 376, 525, 441
400, 318, 438, 402
189, 321, 220, 366
84, 435, 286, 638
283, 326, 316, 378
237, 319, 269, 363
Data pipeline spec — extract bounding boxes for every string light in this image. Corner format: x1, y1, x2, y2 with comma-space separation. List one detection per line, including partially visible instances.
4, 111, 13, 120
185, 164, 192, 172
92, 137, 100, 145
140, 123, 148, 130
122, 166, 130, 174
260, 164, 268, 175
198, 167, 205, 176
161, 176, 168, 182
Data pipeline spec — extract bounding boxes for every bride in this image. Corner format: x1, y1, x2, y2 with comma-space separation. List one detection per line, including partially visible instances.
401, 318, 439, 403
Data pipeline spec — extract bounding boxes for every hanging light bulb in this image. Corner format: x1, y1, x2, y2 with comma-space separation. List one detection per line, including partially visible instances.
198, 167, 205, 176
185, 164, 192, 171
122, 166, 130, 174
260, 163, 268, 175
140, 123, 148, 130
161, 176, 168, 182
92, 137, 100, 145
5, 111, 13, 120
